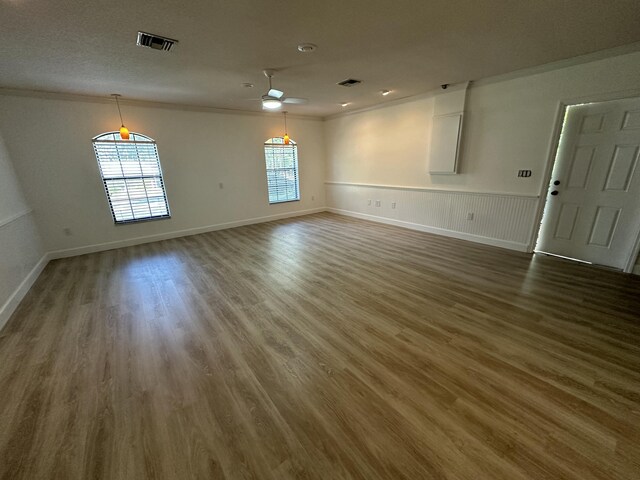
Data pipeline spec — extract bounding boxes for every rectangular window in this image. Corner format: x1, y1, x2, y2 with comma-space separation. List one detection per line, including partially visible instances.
93, 132, 170, 224
264, 138, 300, 203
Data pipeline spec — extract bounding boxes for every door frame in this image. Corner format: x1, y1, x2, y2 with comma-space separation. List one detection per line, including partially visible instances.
529, 89, 640, 273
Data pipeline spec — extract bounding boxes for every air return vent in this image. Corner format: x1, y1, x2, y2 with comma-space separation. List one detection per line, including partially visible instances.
337, 78, 362, 87
136, 32, 178, 51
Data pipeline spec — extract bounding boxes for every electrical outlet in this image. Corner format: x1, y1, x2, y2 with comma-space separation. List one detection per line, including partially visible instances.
375, 200, 381, 207
467, 212, 474, 221
367, 199, 372, 206
391, 202, 396, 209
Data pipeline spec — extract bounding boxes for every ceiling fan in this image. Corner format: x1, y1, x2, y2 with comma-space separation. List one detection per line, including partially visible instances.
258, 70, 308, 110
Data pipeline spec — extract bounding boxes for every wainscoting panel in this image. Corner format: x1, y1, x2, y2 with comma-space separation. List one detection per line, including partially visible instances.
326, 182, 540, 251
0, 210, 46, 329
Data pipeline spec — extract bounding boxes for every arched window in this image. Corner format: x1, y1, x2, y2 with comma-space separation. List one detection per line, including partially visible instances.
92, 132, 170, 224
264, 137, 300, 204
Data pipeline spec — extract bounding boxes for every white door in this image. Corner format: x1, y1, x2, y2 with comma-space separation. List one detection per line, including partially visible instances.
536, 97, 640, 270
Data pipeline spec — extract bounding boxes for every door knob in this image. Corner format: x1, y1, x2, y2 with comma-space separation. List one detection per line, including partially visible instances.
551, 190, 559, 196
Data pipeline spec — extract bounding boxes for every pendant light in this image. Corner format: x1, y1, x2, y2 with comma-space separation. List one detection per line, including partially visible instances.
111, 94, 130, 140
283, 111, 290, 145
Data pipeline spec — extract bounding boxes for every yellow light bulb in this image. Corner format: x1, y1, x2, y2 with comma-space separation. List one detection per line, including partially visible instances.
120, 125, 130, 140
284, 133, 290, 145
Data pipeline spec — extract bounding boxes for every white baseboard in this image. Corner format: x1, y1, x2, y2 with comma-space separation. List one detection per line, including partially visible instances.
0, 253, 51, 332
49, 207, 327, 260
327, 207, 529, 252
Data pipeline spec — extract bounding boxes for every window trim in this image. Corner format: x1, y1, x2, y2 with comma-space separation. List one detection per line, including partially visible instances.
264, 137, 300, 205
92, 132, 171, 225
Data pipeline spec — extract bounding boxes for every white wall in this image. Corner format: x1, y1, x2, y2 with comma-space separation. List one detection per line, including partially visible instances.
325, 51, 640, 256
0, 95, 326, 254
2, 50, 639, 280
0, 133, 45, 328
326, 96, 436, 188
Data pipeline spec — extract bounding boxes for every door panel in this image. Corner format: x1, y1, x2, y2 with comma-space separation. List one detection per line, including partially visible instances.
567, 146, 595, 188
536, 97, 640, 270
554, 204, 580, 240
580, 113, 607, 133
622, 110, 640, 130
587, 206, 619, 247
604, 145, 638, 191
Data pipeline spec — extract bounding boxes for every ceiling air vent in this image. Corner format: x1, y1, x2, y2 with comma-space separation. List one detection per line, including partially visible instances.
337, 78, 362, 87
136, 31, 178, 51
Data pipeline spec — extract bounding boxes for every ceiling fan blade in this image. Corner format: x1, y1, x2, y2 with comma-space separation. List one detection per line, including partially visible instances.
283, 97, 308, 104
268, 88, 284, 99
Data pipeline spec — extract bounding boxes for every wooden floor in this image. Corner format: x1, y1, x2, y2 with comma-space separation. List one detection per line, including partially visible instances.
1, 213, 639, 480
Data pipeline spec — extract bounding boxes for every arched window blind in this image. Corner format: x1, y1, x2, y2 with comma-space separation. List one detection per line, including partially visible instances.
264, 137, 300, 204
92, 132, 170, 224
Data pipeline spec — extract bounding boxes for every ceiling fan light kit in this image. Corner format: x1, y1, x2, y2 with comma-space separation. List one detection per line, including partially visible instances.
259, 70, 307, 110
262, 96, 282, 109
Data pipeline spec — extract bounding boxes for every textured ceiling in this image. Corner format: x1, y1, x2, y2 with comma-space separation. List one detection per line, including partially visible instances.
1, 0, 639, 116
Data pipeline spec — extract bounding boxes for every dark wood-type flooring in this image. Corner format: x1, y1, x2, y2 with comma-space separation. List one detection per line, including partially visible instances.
1, 212, 639, 479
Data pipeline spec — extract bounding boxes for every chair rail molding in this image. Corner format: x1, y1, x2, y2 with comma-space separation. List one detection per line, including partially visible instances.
0, 209, 33, 229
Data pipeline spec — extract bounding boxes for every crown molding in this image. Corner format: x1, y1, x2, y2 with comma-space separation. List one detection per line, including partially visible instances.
471, 41, 640, 88
2, 42, 639, 122
0, 88, 321, 121
324, 42, 640, 121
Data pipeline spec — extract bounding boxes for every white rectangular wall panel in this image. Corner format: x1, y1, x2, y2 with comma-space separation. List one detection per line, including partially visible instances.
429, 113, 463, 174
428, 83, 468, 175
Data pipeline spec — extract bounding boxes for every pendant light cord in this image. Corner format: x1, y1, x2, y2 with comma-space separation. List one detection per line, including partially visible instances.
113, 94, 125, 126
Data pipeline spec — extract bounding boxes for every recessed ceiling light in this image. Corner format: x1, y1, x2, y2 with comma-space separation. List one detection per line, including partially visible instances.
242, 82, 254, 88
297, 43, 317, 53
340, 102, 350, 107
381, 89, 391, 96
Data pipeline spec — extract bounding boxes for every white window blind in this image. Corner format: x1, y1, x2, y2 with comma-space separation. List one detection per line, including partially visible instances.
92, 132, 170, 224
264, 137, 300, 204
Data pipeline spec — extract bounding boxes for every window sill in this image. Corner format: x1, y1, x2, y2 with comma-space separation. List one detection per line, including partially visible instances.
114, 215, 171, 225
269, 199, 300, 205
